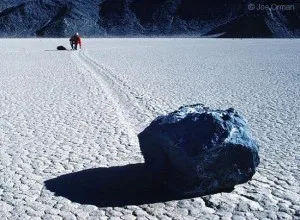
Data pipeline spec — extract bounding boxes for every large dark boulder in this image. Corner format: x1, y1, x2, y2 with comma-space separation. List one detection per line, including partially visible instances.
138, 104, 260, 195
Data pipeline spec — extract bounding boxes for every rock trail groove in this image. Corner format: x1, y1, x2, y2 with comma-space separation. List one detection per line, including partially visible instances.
78, 49, 159, 132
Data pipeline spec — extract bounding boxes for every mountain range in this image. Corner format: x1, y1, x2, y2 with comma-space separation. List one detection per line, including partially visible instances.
0, 0, 299, 37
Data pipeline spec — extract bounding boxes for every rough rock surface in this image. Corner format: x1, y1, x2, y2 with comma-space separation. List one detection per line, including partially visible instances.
139, 104, 260, 195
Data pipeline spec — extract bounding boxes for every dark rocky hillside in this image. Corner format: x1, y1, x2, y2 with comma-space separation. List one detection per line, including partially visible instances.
0, 0, 299, 37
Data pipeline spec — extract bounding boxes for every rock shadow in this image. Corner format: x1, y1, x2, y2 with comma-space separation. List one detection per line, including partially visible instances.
45, 163, 235, 207
45, 49, 70, 51
45, 163, 185, 207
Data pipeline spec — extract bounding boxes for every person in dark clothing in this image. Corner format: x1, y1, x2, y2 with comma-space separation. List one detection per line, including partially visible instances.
69, 33, 82, 50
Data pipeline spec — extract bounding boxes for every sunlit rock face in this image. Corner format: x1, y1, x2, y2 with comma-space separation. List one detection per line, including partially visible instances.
139, 104, 260, 195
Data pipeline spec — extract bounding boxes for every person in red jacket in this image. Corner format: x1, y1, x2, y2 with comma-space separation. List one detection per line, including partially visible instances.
69, 33, 82, 50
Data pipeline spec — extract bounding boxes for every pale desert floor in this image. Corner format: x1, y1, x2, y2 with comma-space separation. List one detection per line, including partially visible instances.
0, 39, 299, 220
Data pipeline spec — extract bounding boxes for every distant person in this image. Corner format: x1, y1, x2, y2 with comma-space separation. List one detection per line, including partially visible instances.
69, 33, 82, 50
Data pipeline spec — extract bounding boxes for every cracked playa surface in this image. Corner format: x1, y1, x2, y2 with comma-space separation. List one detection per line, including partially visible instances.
0, 39, 299, 220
